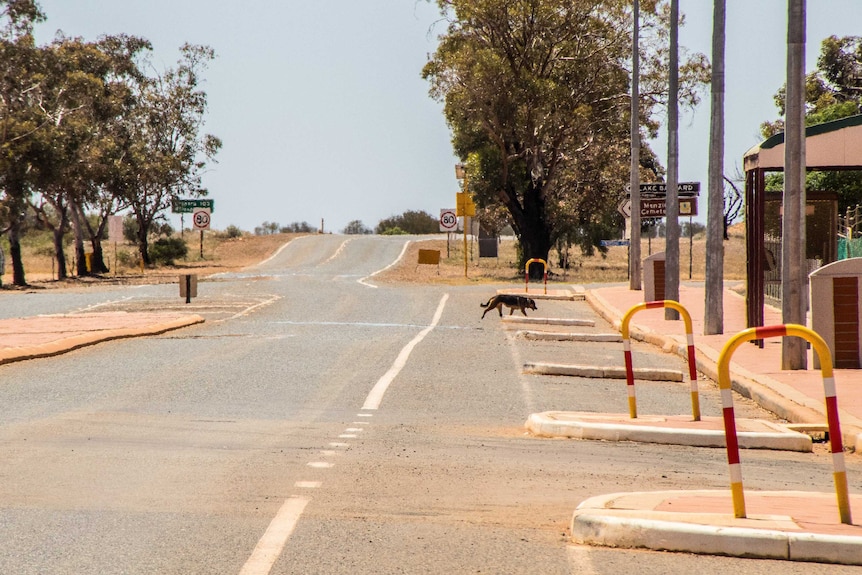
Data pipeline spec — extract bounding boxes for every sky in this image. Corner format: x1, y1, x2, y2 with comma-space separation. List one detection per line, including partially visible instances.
31, 1, 862, 233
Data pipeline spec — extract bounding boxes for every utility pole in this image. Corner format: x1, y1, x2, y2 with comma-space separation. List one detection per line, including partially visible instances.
782, 0, 807, 369
665, 0, 680, 320
705, 0, 726, 335
629, 0, 642, 291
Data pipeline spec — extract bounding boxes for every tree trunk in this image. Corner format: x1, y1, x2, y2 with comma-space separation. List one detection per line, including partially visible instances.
705, 0, 726, 335
52, 225, 68, 280
85, 217, 110, 274
9, 219, 26, 287
514, 185, 553, 279
70, 202, 89, 277
90, 239, 109, 274
135, 213, 152, 267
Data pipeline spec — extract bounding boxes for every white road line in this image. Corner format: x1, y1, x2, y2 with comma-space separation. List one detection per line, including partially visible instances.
249, 237, 302, 269
238, 496, 309, 575
356, 240, 413, 288
216, 294, 282, 323
324, 239, 352, 264
362, 293, 449, 410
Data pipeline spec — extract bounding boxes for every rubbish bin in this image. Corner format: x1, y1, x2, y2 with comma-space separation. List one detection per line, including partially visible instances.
643, 252, 666, 302
810, 258, 862, 369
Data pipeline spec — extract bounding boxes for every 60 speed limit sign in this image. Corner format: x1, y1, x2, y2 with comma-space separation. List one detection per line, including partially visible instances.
192, 208, 211, 230
439, 209, 457, 232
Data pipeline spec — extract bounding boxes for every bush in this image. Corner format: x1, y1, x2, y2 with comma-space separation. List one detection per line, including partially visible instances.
149, 237, 188, 265
380, 226, 408, 235
219, 225, 244, 239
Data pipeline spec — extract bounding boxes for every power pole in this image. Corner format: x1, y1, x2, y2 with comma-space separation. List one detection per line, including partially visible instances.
705, 0, 727, 335
782, 0, 807, 369
629, 0, 642, 291
665, 0, 680, 320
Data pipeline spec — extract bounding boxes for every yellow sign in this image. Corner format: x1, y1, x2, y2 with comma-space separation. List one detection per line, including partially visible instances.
456, 192, 476, 216
417, 249, 441, 265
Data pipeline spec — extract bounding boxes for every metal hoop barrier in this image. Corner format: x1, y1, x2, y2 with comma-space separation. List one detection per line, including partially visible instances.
717, 324, 851, 524
524, 258, 548, 294
620, 300, 701, 421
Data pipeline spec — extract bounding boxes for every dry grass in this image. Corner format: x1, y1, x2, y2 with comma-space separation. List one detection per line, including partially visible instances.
13, 232, 303, 288
376, 225, 747, 285
9, 225, 746, 289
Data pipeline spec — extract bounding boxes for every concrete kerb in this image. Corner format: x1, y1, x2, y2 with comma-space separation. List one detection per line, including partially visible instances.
523, 361, 683, 382
584, 288, 862, 451
525, 412, 813, 451
571, 490, 862, 565
518, 331, 622, 342
0, 314, 205, 365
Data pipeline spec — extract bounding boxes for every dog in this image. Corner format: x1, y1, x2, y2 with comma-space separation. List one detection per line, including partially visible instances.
480, 294, 537, 319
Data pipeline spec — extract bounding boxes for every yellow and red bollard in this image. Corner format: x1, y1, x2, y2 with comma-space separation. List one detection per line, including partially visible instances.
620, 300, 700, 421
717, 324, 851, 524
524, 258, 548, 295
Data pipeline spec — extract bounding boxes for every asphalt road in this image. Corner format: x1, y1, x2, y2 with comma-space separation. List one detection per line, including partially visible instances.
0, 234, 859, 574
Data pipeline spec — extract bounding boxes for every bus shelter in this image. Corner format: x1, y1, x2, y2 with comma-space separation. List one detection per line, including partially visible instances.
743, 114, 862, 331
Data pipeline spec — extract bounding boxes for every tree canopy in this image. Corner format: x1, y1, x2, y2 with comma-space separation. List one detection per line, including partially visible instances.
423, 0, 708, 269
761, 35, 862, 212
0, 1, 220, 284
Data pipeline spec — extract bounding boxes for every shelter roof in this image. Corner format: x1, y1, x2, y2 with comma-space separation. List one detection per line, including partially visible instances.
743, 114, 862, 172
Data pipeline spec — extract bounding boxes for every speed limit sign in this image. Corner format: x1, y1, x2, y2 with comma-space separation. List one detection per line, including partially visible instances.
439, 209, 457, 232
192, 208, 211, 230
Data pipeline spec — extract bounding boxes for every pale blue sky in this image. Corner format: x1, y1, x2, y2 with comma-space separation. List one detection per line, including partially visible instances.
32, 1, 862, 233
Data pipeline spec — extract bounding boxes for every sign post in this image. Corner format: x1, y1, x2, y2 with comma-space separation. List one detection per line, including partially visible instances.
172, 199, 215, 240
192, 208, 211, 258
440, 209, 457, 258
455, 165, 476, 278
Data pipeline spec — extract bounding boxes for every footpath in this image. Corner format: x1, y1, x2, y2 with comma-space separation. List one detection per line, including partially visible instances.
522, 283, 862, 565
0, 311, 204, 365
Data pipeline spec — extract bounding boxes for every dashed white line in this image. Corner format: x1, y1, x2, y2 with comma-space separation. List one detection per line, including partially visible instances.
238, 496, 309, 575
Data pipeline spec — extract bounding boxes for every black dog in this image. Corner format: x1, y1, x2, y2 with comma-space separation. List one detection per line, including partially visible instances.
480, 294, 537, 319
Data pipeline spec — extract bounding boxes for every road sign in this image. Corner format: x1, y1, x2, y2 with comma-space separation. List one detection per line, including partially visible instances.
617, 199, 632, 219
172, 198, 214, 213
640, 198, 698, 218
440, 209, 458, 232
626, 182, 700, 196
456, 192, 476, 217
601, 239, 630, 247
192, 208, 211, 230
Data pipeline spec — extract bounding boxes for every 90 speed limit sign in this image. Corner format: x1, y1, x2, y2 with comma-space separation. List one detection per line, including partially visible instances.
439, 209, 457, 232
192, 208, 211, 230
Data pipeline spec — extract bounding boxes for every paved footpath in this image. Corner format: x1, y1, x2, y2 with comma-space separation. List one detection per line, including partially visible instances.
0, 311, 204, 364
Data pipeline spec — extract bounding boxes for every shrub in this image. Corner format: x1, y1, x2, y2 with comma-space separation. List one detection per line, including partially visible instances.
149, 237, 188, 265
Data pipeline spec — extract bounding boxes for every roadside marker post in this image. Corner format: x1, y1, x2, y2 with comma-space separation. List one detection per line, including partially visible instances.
525, 258, 548, 294
717, 324, 851, 523
620, 300, 701, 421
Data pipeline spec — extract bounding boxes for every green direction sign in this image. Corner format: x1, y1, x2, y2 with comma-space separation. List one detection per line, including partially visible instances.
172, 198, 214, 213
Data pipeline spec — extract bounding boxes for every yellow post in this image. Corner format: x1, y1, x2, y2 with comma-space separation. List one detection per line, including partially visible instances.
717, 324, 851, 524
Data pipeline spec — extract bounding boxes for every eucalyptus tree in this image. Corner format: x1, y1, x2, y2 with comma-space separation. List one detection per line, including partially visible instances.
0, 0, 44, 285
423, 0, 707, 272
121, 43, 221, 265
